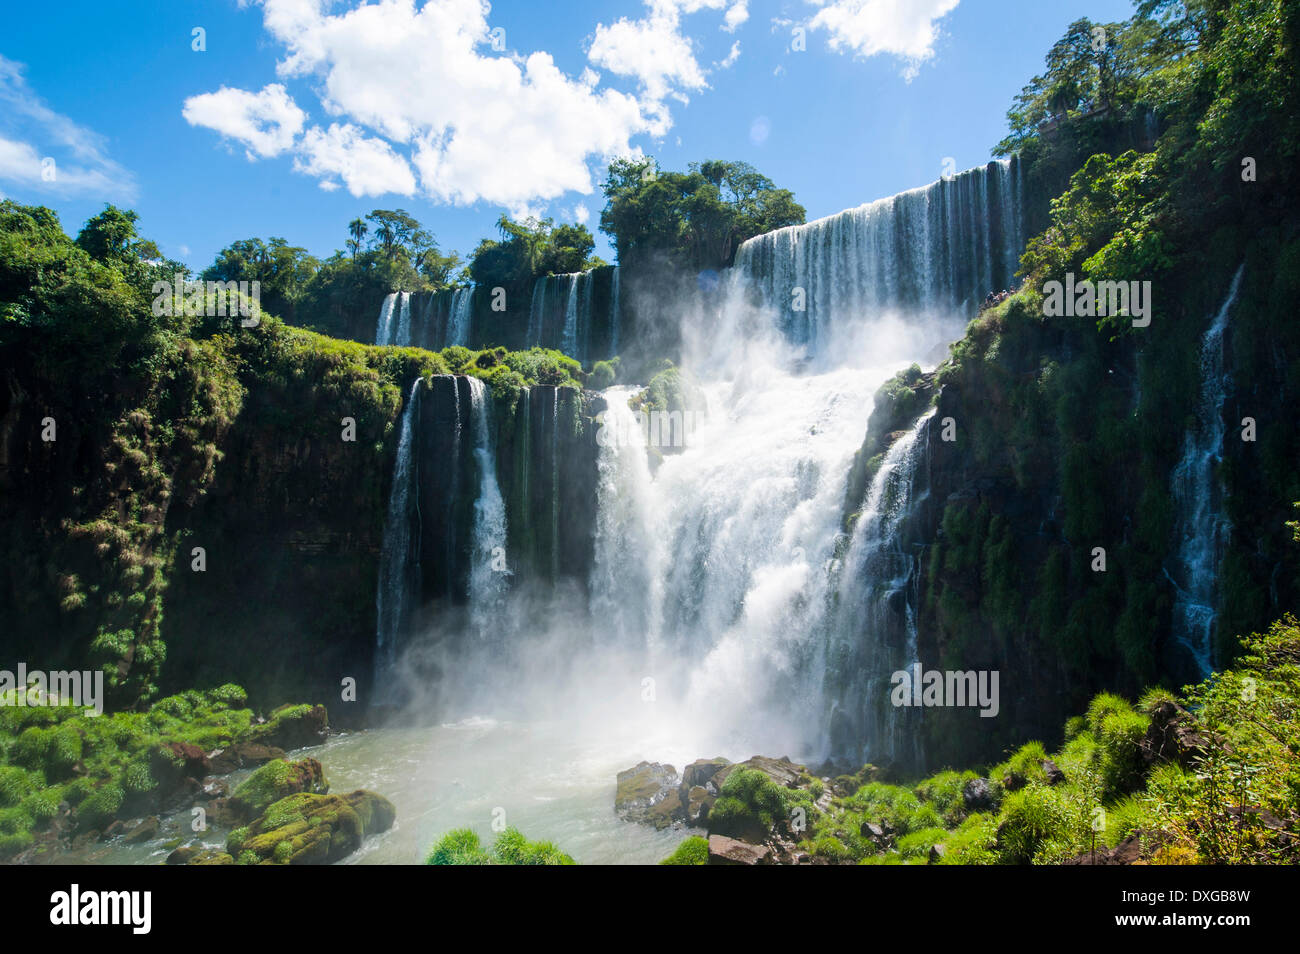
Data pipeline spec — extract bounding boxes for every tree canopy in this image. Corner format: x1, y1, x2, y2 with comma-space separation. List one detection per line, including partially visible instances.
599, 157, 805, 272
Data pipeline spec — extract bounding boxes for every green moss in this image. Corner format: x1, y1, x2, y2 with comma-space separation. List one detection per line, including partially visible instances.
232, 758, 327, 816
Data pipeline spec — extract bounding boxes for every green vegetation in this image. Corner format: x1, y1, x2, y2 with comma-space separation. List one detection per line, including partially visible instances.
0, 197, 598, 707
426, 826, 576, 865
0, 683, 309, 858
707, 766, 818, 844
600, 158, 805, 272
467, 215, 603, 291
659, 835, 709, 865
917, 0, 1300, 764
205, 208, 461, 338
803, 613, 1300, 865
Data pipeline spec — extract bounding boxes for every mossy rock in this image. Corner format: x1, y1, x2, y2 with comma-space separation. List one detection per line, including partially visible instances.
234, 790, 396, 865
231, 757, 328, 819
245, 704, 329, 751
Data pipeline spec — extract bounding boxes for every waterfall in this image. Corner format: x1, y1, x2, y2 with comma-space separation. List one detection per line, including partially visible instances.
524, 270, 605, 359
1167, 265, 1245, 675
394, 291, 412, 346
826, 410, 935, 764
591, 387, 664, 651
373, 378, 422, 692
732, 159, 1023, 354
609, 267, 622, 355
466, 377, 507, 631
561, 274, 580, 359
527, 282, 546, 347
374, 292, 398, 346
368, 160, 1033, 763
550, 387, 560, 579
448, 288, 475, 348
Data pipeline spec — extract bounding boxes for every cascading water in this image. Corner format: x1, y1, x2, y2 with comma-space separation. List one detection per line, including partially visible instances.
1167, 265, 1245, 675
373, 378, 422, 693
448, 288, 475, 348
394, 291, 412, 347
527, 282, 546, 347
826, 409, 935, 764
466, 376, 508, 633
374, 292, 399, 346
609, 267, 622, 355
732, 159, 1023, 355
346, 160, 1031, 862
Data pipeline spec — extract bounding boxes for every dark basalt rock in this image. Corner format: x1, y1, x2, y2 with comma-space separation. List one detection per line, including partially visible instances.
1140, 701, 1209, 768
962, 777, 995, 812
208, 742, 287, 775
1041, 759, 1066, 785
1064, 832, 1145, 865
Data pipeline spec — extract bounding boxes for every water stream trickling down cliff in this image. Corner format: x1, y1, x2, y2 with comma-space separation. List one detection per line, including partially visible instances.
1166, 265, 1245, 676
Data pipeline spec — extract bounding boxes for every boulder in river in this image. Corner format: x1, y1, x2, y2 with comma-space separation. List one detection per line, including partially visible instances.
228, 790, 396, 865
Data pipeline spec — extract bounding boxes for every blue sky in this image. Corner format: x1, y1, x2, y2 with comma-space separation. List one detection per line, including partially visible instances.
1, 0, 1135, 271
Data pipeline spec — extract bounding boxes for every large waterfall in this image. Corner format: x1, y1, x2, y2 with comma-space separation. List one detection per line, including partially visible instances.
369, 160, 1026, 763
373, 378, 422, 691
1167, 265, 1245, 675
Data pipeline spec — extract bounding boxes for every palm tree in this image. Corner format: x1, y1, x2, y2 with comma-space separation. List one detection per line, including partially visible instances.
347, 218, 368, 258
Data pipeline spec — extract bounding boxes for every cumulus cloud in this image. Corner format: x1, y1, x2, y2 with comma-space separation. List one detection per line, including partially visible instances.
588, 0, 746, 112
184, 0, 752, 212
723, 1, 750, 32
181, 83, 306, 159
805, 0, 960, 78
294, 123, 417, 197
178, 0, 658, 211
0, 55, 136, 201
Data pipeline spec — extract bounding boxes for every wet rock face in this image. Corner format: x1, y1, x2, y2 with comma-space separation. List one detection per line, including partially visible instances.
615, 761, 684, 829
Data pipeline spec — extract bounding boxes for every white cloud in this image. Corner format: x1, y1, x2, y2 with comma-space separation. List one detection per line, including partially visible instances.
202, 0, 665, 211
572, 203, 590, 224
717, 41, 742, 69
805, 0, 960, 78
587, 11, 708, 108
587, 0, 748, 124
0, 55, 136, 201
185, 0, 752, 211
182, 83, 306, 159
723, 1, 750, 32
294, 123, 416, 197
